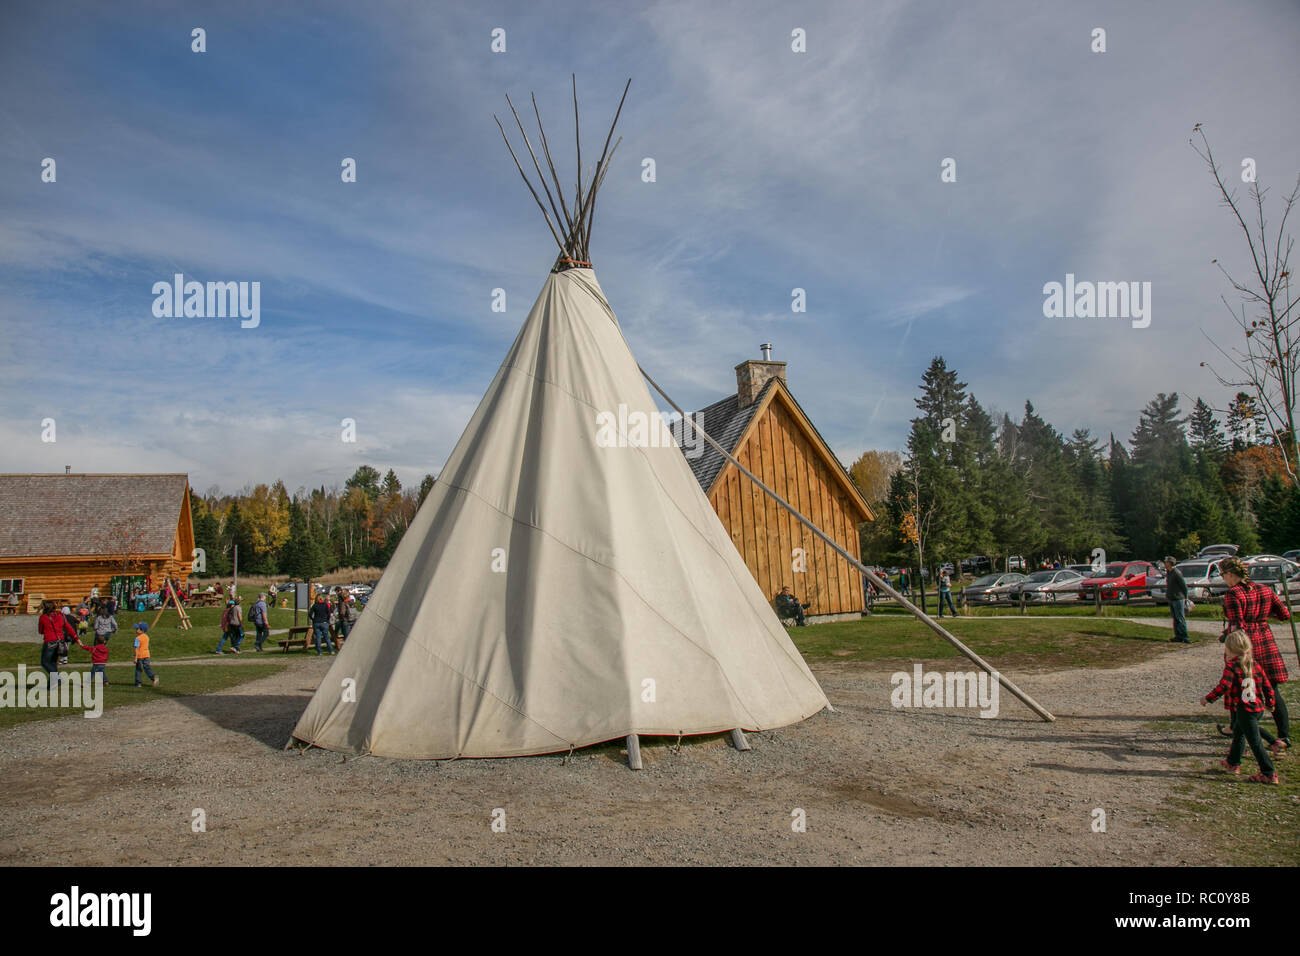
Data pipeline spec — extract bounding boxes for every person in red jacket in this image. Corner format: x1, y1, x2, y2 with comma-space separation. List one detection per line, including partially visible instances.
1203, 629, 1278, 784
37, 600, 76, 688
75, 633, 111, 686
1221, 556, 1290, 755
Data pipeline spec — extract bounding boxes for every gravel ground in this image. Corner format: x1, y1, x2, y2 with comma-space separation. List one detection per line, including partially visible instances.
0, 617, 1293, 866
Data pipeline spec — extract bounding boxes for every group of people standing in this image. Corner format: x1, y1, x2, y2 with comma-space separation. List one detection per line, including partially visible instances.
212, 586, 359, 656
36, 599, 157, 688
1198, 556, 1291, 784
306, 588, 359, 655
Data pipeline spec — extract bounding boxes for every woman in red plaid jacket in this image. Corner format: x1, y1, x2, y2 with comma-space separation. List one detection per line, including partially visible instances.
1220, 557, 1289, 754
1203, 629, 1277, 782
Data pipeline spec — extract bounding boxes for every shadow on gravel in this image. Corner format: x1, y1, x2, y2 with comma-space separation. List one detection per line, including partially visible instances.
1026, 762, 1208, 778
1050, 713, 1205, 723
175, 693, 304, 751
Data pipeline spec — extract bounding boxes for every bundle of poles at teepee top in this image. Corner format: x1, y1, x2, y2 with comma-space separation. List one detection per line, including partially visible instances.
495, 78, 1052, 724
495, 75, 630, 273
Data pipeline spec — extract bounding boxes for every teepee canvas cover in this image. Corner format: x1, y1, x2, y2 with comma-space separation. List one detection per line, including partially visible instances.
291, 267, 829, 758
291, 80, 829, 758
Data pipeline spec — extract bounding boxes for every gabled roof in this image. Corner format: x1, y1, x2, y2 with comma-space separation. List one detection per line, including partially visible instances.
678, 379, 776, 495
0, 474, 190, 559
675, 380, 874, 523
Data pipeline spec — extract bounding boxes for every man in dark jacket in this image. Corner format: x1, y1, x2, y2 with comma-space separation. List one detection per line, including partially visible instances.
1164, 556, 1190, 643
775, 586, 810, 627
308, 594, 336, 655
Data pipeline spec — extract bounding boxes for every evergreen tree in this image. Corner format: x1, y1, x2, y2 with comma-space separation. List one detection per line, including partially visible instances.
417, 474, 436, 507
223, 502, 256, 575
1189, 398, 1228, 459
1227, 392, 1262, 450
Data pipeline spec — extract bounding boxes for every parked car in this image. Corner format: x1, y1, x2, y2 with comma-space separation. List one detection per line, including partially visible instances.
1283, 549, 1300, 562
274, 582, 298, 593
1149, 559, 1225, 604
1009, 569, 1085, 602
1065, 564, 1095, 575
1077, 561, 1158, 602
1243, 556, 1300, 598
1197, 543, 1239, 558
1007, 555, 1026, 571
961, 556, 993, 575
962, 572, 1027, 604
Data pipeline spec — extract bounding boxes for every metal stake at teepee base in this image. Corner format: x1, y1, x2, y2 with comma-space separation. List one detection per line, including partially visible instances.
626, 734, 642, 770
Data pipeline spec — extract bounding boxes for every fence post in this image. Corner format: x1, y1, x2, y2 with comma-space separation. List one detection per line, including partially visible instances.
1095, 586, 1102, 616
1019, 590, 1026, 615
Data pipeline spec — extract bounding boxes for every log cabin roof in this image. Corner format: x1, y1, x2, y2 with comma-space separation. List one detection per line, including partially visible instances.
675, 380, 873, 522
0, 474, 190, 559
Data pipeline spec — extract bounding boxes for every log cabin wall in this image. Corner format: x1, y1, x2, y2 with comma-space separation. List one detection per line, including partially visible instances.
707, 393, 866, 616
0, 556, 192, 608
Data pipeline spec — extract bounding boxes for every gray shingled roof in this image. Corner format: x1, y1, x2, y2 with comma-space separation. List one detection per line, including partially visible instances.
0, 474, 188, 559
671, 380, 869, 519
672, 379, 776, 493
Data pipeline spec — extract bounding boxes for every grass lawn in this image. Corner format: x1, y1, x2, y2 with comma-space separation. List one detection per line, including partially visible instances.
1148, 679, 1300, 865
0, 662, 287, 729
791, 615, 1177, 670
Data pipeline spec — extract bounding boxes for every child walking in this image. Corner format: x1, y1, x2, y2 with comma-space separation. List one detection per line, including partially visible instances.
133, 622, 159, 688
75, 632, 111, 686
1203, 629, 1278, 784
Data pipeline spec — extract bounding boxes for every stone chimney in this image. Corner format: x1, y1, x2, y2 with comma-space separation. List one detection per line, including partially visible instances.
735, 346, 787, 408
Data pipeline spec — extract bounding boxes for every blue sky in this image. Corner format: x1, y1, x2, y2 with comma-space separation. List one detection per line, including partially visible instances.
2, 0, 1298, 494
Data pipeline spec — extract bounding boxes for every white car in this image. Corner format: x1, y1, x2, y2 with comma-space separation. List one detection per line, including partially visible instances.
1150, 559, 1224, 604
1243, 557, 1300, 598
962, 572, 1027, 604
1009, 569, 1085, 602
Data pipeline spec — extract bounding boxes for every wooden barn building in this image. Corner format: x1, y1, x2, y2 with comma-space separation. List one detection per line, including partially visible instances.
0, 474, 195, 611
678, 354, 874, 621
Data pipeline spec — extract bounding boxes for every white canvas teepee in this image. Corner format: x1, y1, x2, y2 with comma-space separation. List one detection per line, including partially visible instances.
290, 82, 829, 759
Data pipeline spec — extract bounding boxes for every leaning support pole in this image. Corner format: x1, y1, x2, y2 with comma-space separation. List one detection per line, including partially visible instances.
639, 365, 1055, 723
1282, 576, 1300, 663
730, 728, 751, 751
626, 734, 643, 770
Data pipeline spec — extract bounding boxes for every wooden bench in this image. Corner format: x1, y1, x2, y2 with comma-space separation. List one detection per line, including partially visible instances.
278, 626, 313, 652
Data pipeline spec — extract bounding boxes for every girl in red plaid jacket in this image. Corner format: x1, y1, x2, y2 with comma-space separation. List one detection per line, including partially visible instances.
1203, 629, 1278, 783
1221, 557, 1290, 755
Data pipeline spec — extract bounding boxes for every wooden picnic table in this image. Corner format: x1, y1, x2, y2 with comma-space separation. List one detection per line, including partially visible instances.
277, 624, 348, 652
278, 625, 312, 652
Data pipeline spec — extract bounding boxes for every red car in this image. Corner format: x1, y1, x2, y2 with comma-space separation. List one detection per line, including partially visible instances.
1077, 561, 1157, 602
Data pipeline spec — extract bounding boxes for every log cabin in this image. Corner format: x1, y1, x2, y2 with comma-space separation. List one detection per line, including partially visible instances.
0, 474, 195, 611
677, 354, 874, 621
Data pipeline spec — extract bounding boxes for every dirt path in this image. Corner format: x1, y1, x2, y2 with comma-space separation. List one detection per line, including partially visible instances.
0, 624, 1292, 866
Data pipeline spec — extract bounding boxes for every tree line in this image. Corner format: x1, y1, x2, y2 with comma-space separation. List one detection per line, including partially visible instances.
852, 356, 1294, 573
191, 466, 436, 579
